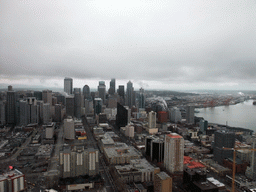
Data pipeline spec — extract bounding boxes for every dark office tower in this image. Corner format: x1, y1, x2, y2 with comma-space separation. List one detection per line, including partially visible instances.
20, 97, 39, 125
27, 97, 39, 124
94, 98, 102, 115
42, 90, 52, 106
98, 81, 106, 104
118, 85, 125, 105
83, 85, 91, 100
126, 81, 135, 108
74, 89, 82, 118
19, 100, 28, 126
74, 88, 81, 94
6, 86, 16, 125
34, 91, 42, 100
56, 95, 66, 105
0, 101, 6, 125
186, 105, 195, 124
213, 130, 235, 165
109, 78, 115, 95
116, 102, 128, 128
66, 96, 74, 117
138, 87, 145, 108
64, 77, 73, 95
55, 104, 62, 122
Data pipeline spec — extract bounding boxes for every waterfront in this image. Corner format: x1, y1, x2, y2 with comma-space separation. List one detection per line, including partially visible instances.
196, 100, 256, 132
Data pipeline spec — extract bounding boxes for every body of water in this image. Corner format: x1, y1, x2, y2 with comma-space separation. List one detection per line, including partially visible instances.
196, 100, 256, 132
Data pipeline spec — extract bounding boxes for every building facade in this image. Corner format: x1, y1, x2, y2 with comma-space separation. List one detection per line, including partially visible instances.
60, 146, 99, 178
64, 77, 73, 95
164, 133, 184, 173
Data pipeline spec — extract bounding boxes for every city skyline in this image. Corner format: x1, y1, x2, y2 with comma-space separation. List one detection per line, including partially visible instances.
1, 1, 256, 90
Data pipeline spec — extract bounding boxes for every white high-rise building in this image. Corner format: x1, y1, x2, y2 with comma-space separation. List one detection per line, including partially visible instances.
170, 107, 182, 123
164, 133, 184, 173
64, 77, 73, 95
60, 146, 99, 178
64, 117, 75, 140
148, 111, 156, 128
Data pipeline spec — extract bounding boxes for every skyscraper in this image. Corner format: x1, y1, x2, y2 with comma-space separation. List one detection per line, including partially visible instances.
164, 133, 184, 173
170, 107, 182, 123
138, 88, 145, 109
94, 98, 102, 115
6, 86, 16, 125
64, 77, 73, 95
116, 102, 128, 128
60, 146, 99, 178
126, 81, 135, 108
74, 88, 82, 118
148, 111, 157, 128
82, 85, 91, 100
118, 85, 125, 105
186, 106, 195, 124
42, 90, 52, 106
109, 78, 115, 95
66, 96, 75, 117
213, 130, 235, 164
98, 81, 106, 104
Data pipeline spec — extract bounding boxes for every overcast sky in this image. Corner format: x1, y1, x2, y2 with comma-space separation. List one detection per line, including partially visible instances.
1, 0, 256, 90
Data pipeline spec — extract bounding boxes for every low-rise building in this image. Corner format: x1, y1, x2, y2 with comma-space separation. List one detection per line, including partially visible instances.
115, 159, 157, 183
103, 145, 141, 165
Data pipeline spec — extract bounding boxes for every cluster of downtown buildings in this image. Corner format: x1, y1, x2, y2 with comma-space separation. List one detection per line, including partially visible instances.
0, 78, 255, 192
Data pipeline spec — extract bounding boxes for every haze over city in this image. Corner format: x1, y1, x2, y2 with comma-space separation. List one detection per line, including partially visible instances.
1, 0, 256, 90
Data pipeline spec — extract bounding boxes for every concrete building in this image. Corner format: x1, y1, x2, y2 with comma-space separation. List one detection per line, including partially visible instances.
154, 171, 172, 192
45, 123, 55, 139
60, 146, 99, 178
42, 90, 52, 106
186, 106, 195, 124
115, 159, 157, 183
148, 111, 157, 128
164, 133, 184, 173
246, 137, 256, 180
170, 107, 182, 123
64, 77, 73, 95
64, 117, 75, 140
0, 169, 25, 192
6, 86, 16, 124
103, 145, 141, 165
213, 130, 235, 165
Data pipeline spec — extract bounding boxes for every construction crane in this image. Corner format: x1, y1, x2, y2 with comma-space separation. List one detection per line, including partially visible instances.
222, 146, 256, 192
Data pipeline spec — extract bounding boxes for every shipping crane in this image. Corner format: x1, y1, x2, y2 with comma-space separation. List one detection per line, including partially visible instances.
222, 146, 256, 192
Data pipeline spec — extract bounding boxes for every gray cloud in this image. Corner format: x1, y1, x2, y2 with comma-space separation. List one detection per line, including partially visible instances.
1, 0, 256, 90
